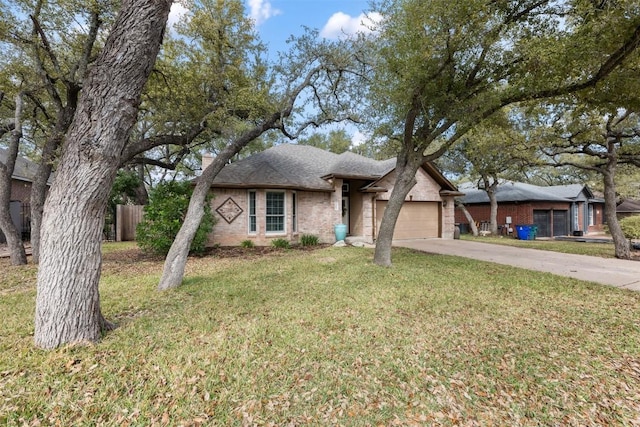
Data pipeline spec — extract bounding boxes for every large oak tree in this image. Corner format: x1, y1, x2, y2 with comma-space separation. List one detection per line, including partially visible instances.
538, 107, 640, 259
34, 0, 172, 349
356, 0, 640, 266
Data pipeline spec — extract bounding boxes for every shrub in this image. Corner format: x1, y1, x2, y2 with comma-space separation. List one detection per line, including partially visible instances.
619, 215, 640, 240
271, 238, 290, 249
137, 181, 214, 256
240, 239, 255, 248
300, 234, 319, 246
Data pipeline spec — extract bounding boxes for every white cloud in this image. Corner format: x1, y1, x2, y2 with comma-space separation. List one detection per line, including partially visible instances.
168, 3, 189, 29
247, 0, 282, 26
351, 130, 369, 147
320, 12, 382, 40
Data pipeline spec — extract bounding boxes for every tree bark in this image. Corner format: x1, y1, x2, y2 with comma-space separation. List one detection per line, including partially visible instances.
30, 122, 71, 263
603, 168, 630, 259
455, 200, 478, 236
34, 0, 171, 349
373, 146, 423, 267
0, 93, 28, 265
487, 185, 499, 235
30, 91, 79, 263
133, 164, 149, 205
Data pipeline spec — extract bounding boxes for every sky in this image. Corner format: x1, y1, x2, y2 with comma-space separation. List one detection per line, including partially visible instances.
170, 0, 380, 57
168, 0, 380, 146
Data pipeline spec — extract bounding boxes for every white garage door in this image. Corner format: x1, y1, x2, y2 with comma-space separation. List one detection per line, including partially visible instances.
376, 201, 440, 240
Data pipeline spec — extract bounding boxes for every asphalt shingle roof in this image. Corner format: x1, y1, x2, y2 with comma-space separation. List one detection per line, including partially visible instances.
459, 181, 580, 204
0, 148, 41, 183
211, 144, 398, 191
617, 199, 640, 213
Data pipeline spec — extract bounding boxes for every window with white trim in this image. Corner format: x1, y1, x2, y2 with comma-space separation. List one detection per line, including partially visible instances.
266, 191, 285, 233
248, 191, 257, 233
292, 192, 297, 233
588, 204, 594, 226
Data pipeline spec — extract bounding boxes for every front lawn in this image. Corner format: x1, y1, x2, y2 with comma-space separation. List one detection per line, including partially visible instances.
1, 244, 639, 425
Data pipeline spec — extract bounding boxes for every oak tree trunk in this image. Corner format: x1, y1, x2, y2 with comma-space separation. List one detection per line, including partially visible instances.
455, 201, 478, 236
34, 0, 171, 349
0, 93, 27, 265
158, 129, 270, 290
30, 91, 79, 264
373, 147, 423, 267
30, 135, 62, 264
603, 169, 630, 259
0, 173, 27, 265
133, 164, 149, 205
488, 187, 499, 235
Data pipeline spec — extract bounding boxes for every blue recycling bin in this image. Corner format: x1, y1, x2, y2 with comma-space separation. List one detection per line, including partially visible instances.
334, 224, 347, 241
516, 224, 535, 240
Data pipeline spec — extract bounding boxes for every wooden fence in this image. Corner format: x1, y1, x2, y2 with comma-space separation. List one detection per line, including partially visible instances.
116, 205, 144, 242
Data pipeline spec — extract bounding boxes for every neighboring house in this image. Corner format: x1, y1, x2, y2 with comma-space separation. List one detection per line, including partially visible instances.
617, 199, 640, 219
205, 144, 462, 246
455, 182, 606, 237
0, 148, 50, 243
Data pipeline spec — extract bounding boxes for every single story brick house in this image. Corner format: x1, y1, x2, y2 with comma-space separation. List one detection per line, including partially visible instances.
205, 144, 462, 246
455, 182, 606, 237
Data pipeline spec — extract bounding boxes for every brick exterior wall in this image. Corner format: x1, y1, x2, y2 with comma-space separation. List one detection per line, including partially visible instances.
455, 200, 606, 235
209, 187, 341, 246
209, 167, 457, 246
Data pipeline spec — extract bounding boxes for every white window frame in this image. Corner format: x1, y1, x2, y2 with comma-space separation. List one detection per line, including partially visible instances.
248, 190, 257, 234
292, 191, 297, 233
588, 204, 595, 226
265, 190, 286, 234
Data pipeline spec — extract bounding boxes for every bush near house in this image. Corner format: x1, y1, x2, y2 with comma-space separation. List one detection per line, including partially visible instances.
300, 234, 320, 246
271, 238, 290, 249
136, 181, 214, 255
240, 239, 255, 248
619, 215, 640, 240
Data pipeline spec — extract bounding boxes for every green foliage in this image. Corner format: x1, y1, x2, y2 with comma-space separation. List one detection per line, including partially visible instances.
109, 169, 143, 207
240, 239, 255, 248
300, 234, 319, 246
619, 216, 640, 240
358, 0, 639, 157
136, 181, 214, 255
298, 129, 352, 154
271, 238, 290, 249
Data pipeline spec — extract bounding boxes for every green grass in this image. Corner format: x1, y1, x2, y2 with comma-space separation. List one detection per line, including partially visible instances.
2, 243, 640, 425
460, 234, 618, 258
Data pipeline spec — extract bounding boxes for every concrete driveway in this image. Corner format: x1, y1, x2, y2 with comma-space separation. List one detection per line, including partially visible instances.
395, 239, 640, 291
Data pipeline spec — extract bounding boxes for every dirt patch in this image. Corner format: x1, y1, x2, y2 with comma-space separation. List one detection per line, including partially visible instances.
101, 244, 331, 265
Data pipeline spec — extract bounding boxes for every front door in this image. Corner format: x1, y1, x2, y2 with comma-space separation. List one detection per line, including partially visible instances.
342, 197, 349, 234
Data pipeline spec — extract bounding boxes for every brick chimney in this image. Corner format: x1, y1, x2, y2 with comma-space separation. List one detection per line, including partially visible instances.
202, 154, 214, 171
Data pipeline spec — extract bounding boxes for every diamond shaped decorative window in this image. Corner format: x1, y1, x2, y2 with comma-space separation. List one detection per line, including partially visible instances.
215, 197, 243, 224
